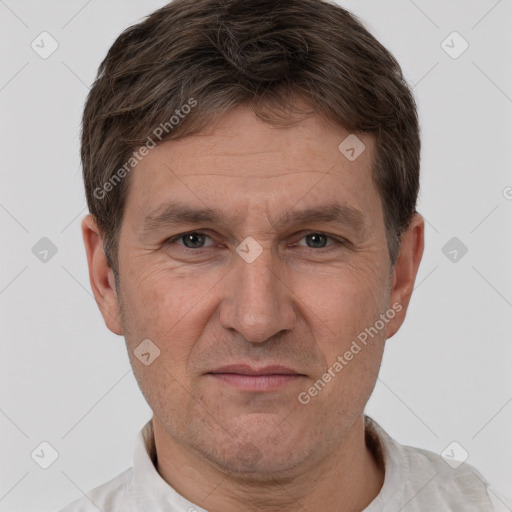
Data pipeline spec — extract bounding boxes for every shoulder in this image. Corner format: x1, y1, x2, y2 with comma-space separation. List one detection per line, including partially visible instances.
397, 443, 511, 511
365, 416, 512, 511
57, 467, 135, 512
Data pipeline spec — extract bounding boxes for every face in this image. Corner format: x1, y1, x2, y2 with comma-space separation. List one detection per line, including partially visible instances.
84, 102, 423, 477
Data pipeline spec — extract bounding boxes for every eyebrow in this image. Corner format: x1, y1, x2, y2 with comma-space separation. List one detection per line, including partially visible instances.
141, 200, 366, 235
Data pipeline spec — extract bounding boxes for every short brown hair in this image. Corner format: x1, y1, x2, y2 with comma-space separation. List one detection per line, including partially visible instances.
81, 0, 420, 277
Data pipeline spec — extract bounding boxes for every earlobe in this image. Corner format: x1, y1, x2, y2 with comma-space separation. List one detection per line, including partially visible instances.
386, 213, 425, 339
81, 214, 123, 335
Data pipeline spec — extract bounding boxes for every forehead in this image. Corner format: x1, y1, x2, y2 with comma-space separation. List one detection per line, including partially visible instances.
123, 104, 380, 227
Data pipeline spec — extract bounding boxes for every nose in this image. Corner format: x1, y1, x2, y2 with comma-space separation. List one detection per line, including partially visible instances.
219, 244, 296, 343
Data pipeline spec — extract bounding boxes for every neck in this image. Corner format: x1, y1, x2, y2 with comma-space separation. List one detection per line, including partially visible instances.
153, 415, 385, 512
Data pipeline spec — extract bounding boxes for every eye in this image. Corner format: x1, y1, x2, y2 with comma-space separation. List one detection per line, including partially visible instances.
295, 232, 341, 249
170, 232, 215, 249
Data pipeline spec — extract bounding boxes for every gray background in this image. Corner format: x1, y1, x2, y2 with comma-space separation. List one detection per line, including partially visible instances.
0, 0, 511, 510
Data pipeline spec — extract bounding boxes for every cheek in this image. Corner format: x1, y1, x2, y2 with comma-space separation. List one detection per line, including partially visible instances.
119, 268, 209, 425
118, 264, 230, 402
120, 263, 217, 341
298, 262, 390, 341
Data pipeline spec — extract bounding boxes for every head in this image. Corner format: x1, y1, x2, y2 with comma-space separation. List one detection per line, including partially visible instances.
82, 0, 423, 478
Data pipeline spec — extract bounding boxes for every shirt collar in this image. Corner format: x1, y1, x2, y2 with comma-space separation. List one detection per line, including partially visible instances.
363, 415, 406, 510
131, 419, 209, 511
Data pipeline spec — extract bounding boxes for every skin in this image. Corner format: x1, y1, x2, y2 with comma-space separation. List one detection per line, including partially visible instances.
83, 101, 424, 512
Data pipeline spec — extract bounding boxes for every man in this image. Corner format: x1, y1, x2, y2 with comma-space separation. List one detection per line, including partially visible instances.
61, 0, 511, 510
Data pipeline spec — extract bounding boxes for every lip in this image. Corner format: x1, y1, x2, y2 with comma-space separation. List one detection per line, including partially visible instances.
207, 364, 306, 392
209, 364, 302, 376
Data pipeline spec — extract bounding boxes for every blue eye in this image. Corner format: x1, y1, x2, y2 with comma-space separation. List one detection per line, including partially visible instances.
172, 232, 215, 249
297, 233, 337, 249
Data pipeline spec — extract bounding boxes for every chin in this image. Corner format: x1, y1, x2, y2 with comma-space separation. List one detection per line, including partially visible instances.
193, 427, 314, 480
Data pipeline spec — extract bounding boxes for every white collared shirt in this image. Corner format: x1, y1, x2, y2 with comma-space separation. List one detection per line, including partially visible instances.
59, 415, 511, 511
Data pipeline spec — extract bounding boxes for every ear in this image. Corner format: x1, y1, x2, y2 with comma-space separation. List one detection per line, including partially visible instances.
81, 214, 123, 335
386, 213, 425, 339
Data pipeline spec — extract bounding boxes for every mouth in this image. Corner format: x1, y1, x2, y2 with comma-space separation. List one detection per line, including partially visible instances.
206, 364, 306, 392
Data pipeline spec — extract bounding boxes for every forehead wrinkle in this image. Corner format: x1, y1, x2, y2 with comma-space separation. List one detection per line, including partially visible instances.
181, 170, 329, 179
